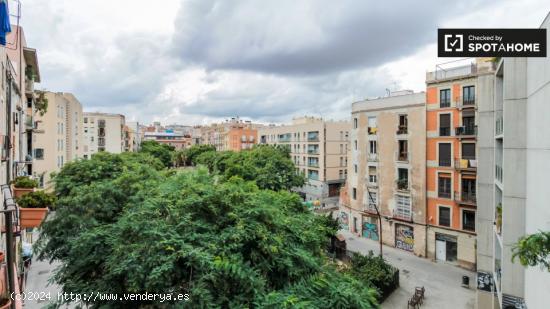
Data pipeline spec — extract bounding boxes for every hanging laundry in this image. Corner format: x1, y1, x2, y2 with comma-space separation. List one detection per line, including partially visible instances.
0, 0, 11, 46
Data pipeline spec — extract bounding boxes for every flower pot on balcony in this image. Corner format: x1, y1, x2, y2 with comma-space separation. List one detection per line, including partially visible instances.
10, 176, 39, 198
19, 208, 49, 229
16, 191, 56, 229
12, 187, 34, 198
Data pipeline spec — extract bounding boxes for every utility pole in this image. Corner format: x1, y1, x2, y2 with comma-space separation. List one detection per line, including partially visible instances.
367, 190, 383, 257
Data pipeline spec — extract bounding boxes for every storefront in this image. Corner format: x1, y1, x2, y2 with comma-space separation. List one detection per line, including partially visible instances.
435, 232, 458, 262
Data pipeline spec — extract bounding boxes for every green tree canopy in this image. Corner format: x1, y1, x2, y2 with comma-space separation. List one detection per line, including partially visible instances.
37, 155, 378, 308
139, 140, 176, 167
513, 231, 550, 272
194, 145, 305, 191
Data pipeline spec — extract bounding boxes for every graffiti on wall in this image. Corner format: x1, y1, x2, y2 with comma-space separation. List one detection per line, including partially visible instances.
362, 218, 379, 241
395, 224, 414, 252
476, 271, 494, 292
338, 212, 349, 231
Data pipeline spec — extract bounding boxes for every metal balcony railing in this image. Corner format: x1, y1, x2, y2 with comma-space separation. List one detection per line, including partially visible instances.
455, 125, 477, 137
396, 179, 409, 191
368, 153, 378, 162
455, 190, 476, 205
396, 125, 408, 135
495, 111, 503, 136
455, 158, 477, 170
393, 209, 412, 222
396, 151, 409, 162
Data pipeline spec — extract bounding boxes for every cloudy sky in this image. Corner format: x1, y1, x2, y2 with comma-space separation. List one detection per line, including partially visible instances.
18, 0, 550, 125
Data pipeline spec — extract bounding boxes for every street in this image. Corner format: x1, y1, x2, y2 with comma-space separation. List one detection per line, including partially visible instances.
341, 230, 475, 309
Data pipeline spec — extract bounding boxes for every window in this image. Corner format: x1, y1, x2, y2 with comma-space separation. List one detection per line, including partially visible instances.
398, 140, 408, 161
462, 143, 475, 160
461, 115, 475, 135
352, 188, 357, 200
368, 166, 377, 184
463, 86, 475, 105
354, 164, 358, 173
354, 140, 357, 150
34, 148, 44, 160
440, 89, 451, 108
367, 191, 377, 209
438, 174, 452, 198
462, 210, 476, 231
439, 114, 451, 136
397, 168, 408, 190
398, 115, 408, 134
395, 195, 411, 220
353, 118, 358, 129
84, 117, 88, 123
438, 143, 451, 166
438, 206, 451, 227
368, 116, 377, 134
369, 141, 377, 154
340, 157, 344, 166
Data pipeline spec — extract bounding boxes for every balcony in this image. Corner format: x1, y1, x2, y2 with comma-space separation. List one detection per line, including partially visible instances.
495, 111, 503, 136
307, 132, 319, 142
364, 203, 378, 214
307, 161, 319, 168
392, 209, 412, 222
456, 96, 476, 109
396, 179, 409, 191
438, 157, 452, 167
455, 158, 477, 171
396, 151, 409, 163
368, 127, 377, 135
278, 135, 291, 143
495, 164, 503, 183
307, 145, 319, 154
25, 77, 34, 94
98, 120, 106, 128
367, 153, 378, 162
455, 190, 476, 206
396, 125, 408, 135
439, 127, 451, 137
455, 125, 477, 137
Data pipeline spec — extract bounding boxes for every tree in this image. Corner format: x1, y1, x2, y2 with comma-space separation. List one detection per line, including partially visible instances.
194, 145, 305, 191
512, 231, 550, 272
37, 156, 378, 308
139, 140, 176, 167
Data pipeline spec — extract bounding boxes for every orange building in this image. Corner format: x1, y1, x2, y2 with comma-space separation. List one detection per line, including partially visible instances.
425, 59, 494, 270
226, 127, 257, 151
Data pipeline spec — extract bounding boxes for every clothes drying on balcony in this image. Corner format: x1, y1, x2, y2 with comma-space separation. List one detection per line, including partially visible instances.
0, 0, 10, 46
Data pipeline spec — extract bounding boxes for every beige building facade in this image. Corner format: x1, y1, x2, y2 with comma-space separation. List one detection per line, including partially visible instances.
83, 112, 125, 157
258, 117, 350, 208
33, 92, 83, 187
340, 91, 427, 257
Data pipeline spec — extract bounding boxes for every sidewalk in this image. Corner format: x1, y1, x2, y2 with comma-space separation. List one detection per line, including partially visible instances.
340, 230, 475, 309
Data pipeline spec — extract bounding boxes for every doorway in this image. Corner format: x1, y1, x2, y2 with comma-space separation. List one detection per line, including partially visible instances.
435, 233, 457, 262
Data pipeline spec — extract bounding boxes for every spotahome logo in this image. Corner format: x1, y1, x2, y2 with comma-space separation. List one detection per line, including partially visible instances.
438, 29, 546, 57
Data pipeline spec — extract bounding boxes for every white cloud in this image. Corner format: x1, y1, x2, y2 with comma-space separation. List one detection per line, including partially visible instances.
15, 0, 550, 125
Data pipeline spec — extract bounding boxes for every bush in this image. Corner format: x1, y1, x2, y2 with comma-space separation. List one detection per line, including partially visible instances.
11, 176, 38, 189
348, 251, 399, 302
16, 191, 56, 209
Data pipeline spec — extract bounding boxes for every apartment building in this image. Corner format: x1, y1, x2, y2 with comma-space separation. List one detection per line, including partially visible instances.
476, 15, 550, 309
201, 117, 259, 151
83, 112, 125, 157
126, 121, 141, 152
425, 58, 495, 270
258, 117, 350, 208
3, 26, 40, 180
341, 91, 427, 257
33, 92, 83, 187
143, 131, 193, 150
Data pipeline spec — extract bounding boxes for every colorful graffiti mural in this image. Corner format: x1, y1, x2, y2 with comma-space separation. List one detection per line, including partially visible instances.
338, 212, 349, 231
362, 218, 379, 241
395, 224, 414, 252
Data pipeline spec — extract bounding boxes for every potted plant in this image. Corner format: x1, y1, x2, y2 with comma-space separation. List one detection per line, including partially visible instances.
11, 176, 38, 198
396, 179, 408, 190
16, 191, 55, 228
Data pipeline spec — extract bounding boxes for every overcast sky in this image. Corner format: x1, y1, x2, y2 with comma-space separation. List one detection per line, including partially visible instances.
18, 0, 550, 125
